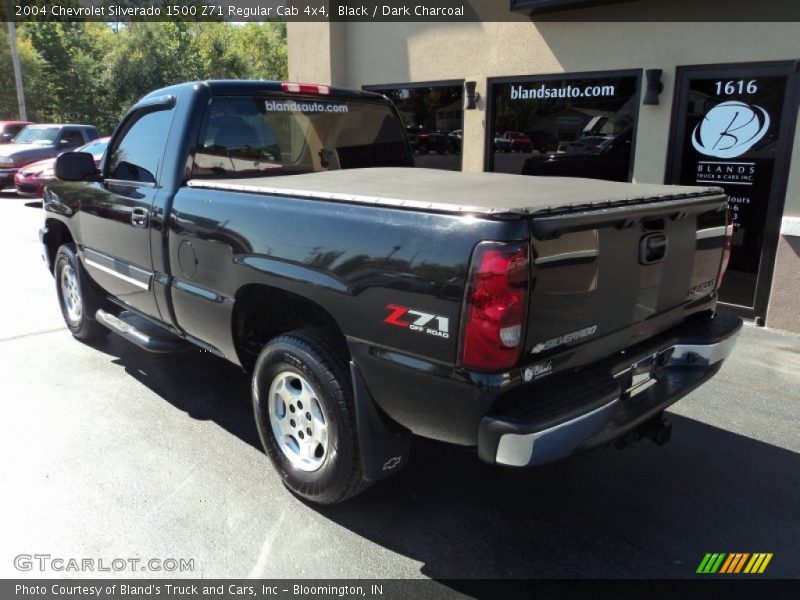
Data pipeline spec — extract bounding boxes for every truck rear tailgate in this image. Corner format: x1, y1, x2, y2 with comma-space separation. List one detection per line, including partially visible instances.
524, 192, 729, 373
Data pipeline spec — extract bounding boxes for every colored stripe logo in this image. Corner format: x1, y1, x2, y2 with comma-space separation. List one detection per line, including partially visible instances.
697, 552, 773, 574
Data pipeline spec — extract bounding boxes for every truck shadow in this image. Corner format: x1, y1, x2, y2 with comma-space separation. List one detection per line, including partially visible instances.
89, 334, 261, 450
315, 418, 800, 580
87, 334, 800, 580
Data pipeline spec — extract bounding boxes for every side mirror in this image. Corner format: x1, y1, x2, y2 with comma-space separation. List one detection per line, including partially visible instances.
55, 152, 100, 182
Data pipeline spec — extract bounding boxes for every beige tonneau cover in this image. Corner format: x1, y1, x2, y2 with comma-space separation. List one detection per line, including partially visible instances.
187, 167, 723, 217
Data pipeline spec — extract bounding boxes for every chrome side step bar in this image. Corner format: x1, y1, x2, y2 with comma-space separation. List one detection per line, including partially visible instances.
95, 309, 188, 353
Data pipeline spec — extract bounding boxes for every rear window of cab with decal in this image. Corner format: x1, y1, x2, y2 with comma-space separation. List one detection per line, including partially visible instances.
191, 95, 411, 179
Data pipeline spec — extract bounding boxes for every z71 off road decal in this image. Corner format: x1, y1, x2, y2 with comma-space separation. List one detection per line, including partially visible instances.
384, 304, 450, 339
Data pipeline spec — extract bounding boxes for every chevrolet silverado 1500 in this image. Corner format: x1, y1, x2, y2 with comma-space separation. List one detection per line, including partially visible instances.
41, 80, 741, 504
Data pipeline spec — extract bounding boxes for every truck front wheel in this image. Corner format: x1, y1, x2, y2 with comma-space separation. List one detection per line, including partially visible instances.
252, 329, 370, 504
54, 244, 108, 341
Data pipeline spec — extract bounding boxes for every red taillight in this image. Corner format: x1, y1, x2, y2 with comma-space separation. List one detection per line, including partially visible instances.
716, 211, 734, 290
460, 242, 529, 371
281, 82, 331, 95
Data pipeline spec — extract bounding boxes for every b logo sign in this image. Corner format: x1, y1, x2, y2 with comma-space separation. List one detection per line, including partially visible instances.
692, 101, 770, 159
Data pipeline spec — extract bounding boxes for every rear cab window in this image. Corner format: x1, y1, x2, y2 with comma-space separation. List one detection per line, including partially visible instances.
59, 129, 85, 149
191, 95, 411, 179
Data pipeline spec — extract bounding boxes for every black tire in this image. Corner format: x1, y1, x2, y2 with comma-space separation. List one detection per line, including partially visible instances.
418, 142, 429, 155
252, 328, 370, 504
54, 244, 108, 341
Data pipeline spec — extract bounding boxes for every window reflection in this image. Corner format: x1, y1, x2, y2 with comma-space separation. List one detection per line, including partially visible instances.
191, 95, 411, 179
490, 74, 639, 182
108, 109, 174, 184
365, 84, 464, 171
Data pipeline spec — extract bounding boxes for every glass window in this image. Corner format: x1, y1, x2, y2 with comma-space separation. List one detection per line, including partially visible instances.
108, 109, 173, 183
365, 83, 463, 171
59, 129, 85, 148
13, 126, 61, 145
488, 73, 640, 181
191, 95, 410, 179
78, 138, 109, 158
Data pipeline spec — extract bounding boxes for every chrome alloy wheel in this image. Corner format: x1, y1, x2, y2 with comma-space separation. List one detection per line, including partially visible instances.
268, 371, 329, 472
60, 264, 83, 323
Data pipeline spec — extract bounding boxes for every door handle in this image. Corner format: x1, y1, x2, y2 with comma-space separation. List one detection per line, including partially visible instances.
131, 207, 149, 228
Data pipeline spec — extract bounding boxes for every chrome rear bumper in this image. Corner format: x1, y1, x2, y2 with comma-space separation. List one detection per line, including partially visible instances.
479, 313, 742, 468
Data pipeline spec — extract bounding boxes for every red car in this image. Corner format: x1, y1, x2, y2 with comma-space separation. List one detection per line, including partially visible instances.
405, 125, 449, 155
0, 120, 33, 144
503, 131, 533, 153
14, 136, 109, 197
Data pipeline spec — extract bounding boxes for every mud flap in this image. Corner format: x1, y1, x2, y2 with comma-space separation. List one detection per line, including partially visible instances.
350, 361, 411, 481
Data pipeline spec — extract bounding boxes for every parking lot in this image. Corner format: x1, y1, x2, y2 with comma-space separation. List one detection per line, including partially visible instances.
0, 191, 798, 581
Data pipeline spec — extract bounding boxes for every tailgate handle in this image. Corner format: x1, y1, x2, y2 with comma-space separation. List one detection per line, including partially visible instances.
639, 233, 667, 265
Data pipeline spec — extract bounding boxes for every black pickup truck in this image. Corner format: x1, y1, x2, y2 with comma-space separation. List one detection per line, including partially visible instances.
41, 80, 741, 504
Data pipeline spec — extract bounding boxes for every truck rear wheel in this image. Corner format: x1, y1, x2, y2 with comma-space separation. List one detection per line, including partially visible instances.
54, 244, 108, 341
252, 328, 370, 504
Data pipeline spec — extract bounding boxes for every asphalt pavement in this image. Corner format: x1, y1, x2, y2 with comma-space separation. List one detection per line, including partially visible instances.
1, 191, 798, 581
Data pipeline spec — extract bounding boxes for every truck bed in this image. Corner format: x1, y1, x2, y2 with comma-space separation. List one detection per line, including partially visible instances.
187, 167, 722, 217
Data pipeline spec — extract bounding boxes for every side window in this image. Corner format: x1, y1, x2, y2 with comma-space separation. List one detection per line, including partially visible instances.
82, 140, 102, 154
59, 129, 84, 149
192, 97, 280, 178
108, 109, 174, 184
366, 83, 464, 172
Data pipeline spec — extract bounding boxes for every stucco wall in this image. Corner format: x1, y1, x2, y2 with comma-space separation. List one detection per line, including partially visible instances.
287, 22, 347, 86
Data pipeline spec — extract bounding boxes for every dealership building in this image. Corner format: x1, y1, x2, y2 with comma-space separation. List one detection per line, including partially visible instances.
287, 1, 800, 332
